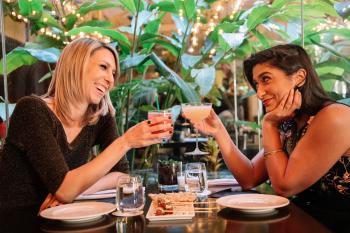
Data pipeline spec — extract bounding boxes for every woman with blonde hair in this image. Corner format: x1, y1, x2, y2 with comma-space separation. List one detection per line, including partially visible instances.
0, 38, 173, 212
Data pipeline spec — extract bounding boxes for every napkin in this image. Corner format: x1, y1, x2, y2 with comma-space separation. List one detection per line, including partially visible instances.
75, 189, 116, 200
207, 178, 239, 187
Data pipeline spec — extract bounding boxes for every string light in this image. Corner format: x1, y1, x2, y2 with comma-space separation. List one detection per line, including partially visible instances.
187, 0, 244, 53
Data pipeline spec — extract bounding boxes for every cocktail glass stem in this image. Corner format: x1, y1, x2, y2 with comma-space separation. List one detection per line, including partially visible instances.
185, 127, 209, 155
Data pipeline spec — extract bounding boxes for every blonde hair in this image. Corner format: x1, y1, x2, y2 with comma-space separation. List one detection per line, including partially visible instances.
44, 38, 120, 126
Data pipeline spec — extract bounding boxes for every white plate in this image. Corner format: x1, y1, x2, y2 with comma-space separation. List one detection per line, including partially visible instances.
146, 201, 195, 221
207, 178, 238, 187
40, 202, 116, 223
75, 189, 116, 200
216, 194, 289, 213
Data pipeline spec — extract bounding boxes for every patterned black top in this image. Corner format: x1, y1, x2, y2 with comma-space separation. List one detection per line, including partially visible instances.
0, 96, 129, 210
280, 116, 350, 210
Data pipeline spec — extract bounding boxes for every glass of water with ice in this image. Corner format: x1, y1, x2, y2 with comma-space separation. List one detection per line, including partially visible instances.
115, 175, 144, 216
185, 162, 208, 194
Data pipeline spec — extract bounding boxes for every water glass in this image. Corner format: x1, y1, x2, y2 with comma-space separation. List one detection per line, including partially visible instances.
158, 160, 182, 192
177, 171, 186, 192
115, 175, 144, 213
185, 162, 208, 193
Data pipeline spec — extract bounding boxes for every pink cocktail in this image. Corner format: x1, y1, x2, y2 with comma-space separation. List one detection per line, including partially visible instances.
148, 110, 172, 140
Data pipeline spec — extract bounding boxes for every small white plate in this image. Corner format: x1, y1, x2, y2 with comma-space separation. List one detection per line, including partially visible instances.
146, 201, 195, 221
208, 178, 239, 187
75, 189, 116, 200
216, 194, 289, 214
40, 202, 116, 223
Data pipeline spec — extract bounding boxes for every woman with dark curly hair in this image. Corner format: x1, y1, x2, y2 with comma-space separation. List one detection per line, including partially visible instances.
188, 44, 350, 231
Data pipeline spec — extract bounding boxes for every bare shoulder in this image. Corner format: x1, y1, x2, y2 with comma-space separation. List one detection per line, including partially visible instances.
312, 103, 350, 129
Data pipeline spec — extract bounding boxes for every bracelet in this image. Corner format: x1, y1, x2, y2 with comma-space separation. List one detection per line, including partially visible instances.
264, 149, 284, 157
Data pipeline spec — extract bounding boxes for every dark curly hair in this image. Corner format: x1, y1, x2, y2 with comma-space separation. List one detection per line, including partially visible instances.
243, 44, 333, 116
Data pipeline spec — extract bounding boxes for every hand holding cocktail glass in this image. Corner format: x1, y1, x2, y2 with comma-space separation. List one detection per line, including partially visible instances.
122, 115, 173, 148
148, 109, 173, 142
182, 103, 212, 155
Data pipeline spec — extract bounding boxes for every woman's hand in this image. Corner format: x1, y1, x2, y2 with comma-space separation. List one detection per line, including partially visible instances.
263, 88, 302, 126
122, 116, 173, 149
190, 109, 224, 137
38, 193, 62, 214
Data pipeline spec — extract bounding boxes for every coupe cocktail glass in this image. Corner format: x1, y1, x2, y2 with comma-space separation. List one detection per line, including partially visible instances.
181, 103, 212, 155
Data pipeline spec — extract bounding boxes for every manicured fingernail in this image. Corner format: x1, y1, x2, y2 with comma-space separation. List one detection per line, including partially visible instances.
168, 116, 172, 119
147, 120, 151, 125
169, 131, 173, 134
171, 124, 174, 127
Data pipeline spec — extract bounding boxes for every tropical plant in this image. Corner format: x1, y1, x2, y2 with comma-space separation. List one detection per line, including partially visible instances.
202, 137, 223, 172
1, 0, 350, 171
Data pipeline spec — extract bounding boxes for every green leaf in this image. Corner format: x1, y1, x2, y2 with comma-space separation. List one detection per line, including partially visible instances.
79, 0, 120, 15
219, 32, 245, 51
174, 0, 196, 19
285, 2, 338, 18
67, 26, 131, 48
143, 39, 180, 57
271, 0, 288, 9
18, 0, 43, 16
235, 39, 252, 58
0, 49, 37, 75
39, 11, 63, 29
149, 53, 200, 102
321, 79, 336, 92
145, 18, 161, 34
171, 14, 189, 35
209, 22, 240, 42
191, 66, 215, 96
337, 98, 350, 106
133, 0, 145, 12
181, 54, 201, 69
119, 0, 137, 14
78, 20, 113, 28
319, 28, 350, 40
247, 5, 274, 31
149, 1, 177, 13
317, 59, 350, 74
120, 54, 149, 71
326, 91, 343, 101
252, 29, 270, 49
22, 47, 60, 63
132, 86, 157, 105
64, 14, 78, 30
316, 66, 344, 77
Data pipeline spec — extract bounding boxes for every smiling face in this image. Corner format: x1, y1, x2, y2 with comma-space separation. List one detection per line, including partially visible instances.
83, 48, 117, 105
252, 63, 297, 112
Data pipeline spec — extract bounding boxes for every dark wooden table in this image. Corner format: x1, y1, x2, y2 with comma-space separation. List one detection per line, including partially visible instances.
0, 172, 345, 233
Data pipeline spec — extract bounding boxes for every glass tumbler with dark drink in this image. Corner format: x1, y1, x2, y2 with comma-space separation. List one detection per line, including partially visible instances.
157, 160, 182, 192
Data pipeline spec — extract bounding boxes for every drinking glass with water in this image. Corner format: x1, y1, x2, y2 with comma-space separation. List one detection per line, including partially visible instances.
115, 175, 144, 216
185, 162, 208, 193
